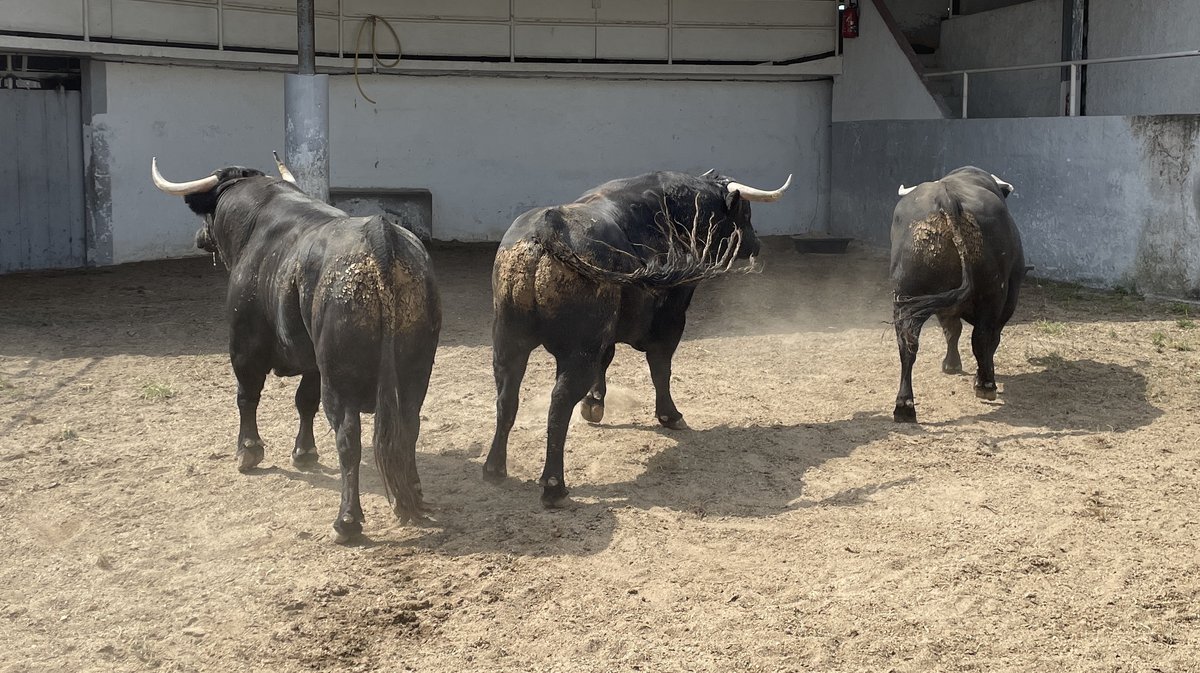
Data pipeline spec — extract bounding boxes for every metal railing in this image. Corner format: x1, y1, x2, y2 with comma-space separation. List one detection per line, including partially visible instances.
925, 49, 1200, 118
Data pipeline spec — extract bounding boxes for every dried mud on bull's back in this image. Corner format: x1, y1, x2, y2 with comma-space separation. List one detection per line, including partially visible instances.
316, 253, 429, 332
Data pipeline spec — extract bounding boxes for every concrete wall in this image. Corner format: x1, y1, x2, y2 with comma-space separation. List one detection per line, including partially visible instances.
880, 0, 948, 51
832, 0, 944, 122
97, 63, 286, 264
101, 62, 830, 263
958, 0, 1033, 13
935, 0, 1200, 118
937, 0, 1062, 118
830, 115, 1200, 297
1087, 0, 1200, 116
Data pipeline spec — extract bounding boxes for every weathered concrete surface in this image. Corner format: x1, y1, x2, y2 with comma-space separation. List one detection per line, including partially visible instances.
833, 0, 945, 122
82, 60, 113, 267
879, 0, 949, 52
1088, 0, 1200, 116
832, 115, 1200, 297
937, 0, 1062, 118
284, 73, 330, 203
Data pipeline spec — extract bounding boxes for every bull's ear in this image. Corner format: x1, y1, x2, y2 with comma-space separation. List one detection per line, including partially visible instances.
991, 173, 1014, 197
725, 188, 742, 211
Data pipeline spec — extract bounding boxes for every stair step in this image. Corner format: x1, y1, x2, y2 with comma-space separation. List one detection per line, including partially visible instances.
915, 51, 941, 69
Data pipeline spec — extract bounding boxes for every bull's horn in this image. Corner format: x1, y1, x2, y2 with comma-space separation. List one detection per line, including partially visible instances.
726, 174, 792, 202
991, 173, 1014, 195
700, 168, 716, 178
151, 157, 219, 196
273, 150, 297, 184
898, 184, 917, 196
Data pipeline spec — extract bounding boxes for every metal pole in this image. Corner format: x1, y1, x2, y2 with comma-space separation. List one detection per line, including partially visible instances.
217, 0, 224, 50
667, 0, 674, 64
285, 75, 330, 203
297, 0, 316, 75
961, 72, 969, 119
286, 0, 329, 202
1061, 0, 1086, 116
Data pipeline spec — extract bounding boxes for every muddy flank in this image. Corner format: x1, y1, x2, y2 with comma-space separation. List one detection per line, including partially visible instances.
1, 241, 1197, 672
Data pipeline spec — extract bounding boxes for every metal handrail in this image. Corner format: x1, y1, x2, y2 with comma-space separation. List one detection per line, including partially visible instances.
923, 49, 1200, 118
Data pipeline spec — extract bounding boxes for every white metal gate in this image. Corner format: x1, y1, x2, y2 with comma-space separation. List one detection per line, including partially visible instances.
0, 88, 86, 273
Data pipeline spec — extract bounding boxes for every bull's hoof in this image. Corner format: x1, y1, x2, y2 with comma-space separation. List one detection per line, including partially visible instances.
291, 446, 319, 468
893, 400, 917, 423
579, 397, 605, 424
538, 477, 570, 508
975, 384, 998, 401
236, 441, 265, 472
482, 462, 508, 484
657, 413, 688, 430
331, 514, 363, 544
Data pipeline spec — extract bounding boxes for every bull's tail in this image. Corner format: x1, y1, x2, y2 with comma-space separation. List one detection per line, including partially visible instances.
373, 284, 424, 524
893, 209, 973, 326
534, 207, 756, 290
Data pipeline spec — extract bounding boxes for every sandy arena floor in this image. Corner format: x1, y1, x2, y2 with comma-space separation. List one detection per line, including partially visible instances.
1, 241, 1197, 672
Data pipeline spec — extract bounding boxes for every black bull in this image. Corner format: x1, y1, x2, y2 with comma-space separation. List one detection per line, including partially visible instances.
890, 165, 1025, 424
484, 170, 790, 506
152, 160, 441, 542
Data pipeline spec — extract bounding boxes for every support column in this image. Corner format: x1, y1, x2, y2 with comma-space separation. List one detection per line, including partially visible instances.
284, 74, 329, 202
1060, 0, 1087, 116
285, 0, 329, 201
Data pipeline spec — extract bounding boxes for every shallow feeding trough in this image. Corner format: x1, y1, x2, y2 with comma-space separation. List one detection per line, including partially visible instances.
791, 233, 853, 254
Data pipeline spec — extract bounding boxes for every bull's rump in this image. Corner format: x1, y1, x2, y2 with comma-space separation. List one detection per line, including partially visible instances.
492, 238, 619, 320
891, 208, 982, 298
302, 223, 438, 406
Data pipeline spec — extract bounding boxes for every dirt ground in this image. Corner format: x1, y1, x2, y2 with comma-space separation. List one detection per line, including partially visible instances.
1, 240, 1197, 672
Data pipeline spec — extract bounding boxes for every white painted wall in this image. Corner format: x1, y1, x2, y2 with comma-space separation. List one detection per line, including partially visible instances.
99, 64, 285, 264
1, 0, 838, 63
1087, 0, 1200, 116
98, 62, 830, 262
832, 0, 944, 122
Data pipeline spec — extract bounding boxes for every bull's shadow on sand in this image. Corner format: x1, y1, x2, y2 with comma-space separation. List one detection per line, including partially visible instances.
266, 412, 920, 558
935, 355, 1161, 433
262, 353, 1160, 559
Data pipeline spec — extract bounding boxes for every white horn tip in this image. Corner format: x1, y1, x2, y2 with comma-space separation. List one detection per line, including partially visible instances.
898, 184, 917, 196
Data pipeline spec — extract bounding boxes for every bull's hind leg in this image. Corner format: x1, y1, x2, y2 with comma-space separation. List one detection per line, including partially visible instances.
579, 343, 616, 424
232, 361, 268, 472
292, 372, 321, 467
892, 305, 925, 423
971, 323, 1002, 401
325, 401, 365, 543
397, 342, 437, 505
937, 313, 964, 374
484, 333, 535, 482
540, 353, 596, 507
